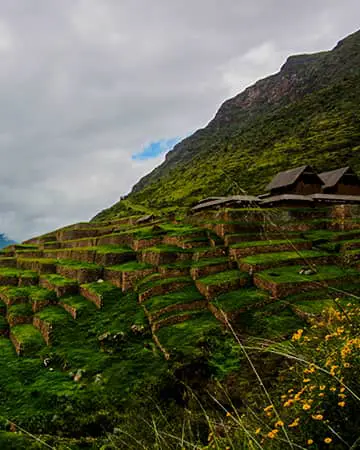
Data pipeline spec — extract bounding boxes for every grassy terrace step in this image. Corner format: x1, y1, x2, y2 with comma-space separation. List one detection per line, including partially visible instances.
58, 295, 96, 319
137, 275, 193, 303
0, 257, 17, 268
3, 244, 39, 252
104, 261, 155, 290
10, 324, 45, 356
158, 260, 192, 278
97, 225, 164, 247
17, 257, 58, 274
0, 287, 31, 306
60, 237, 99, 248
56, 259, 103, 283
7, 303, 33, 327
304, 229, 360, 243
140, 244, 193, 265
0, 268, 38, 287
40, 274, 78, 298
192, 246, 227, 261
254, 265, 359, 298
224, 231, 301, 246
244, 302, 306, 340
190, 257, 233, 279
80, 281, 122, 308
29, 288, 57, 312
15, 249, 44, 259
209, 288, 271, 322
229, 238, 312, 259
238, 250, 335, 273
143, 286, 205, 320
156, 312, 222, 357
152, 309, 207, 331
33, 305, 72, 344
195, 270, 250, 300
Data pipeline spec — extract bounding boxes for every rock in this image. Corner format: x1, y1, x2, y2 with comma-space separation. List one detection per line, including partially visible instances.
74, 369, 85, 382
131, 324, 145, 335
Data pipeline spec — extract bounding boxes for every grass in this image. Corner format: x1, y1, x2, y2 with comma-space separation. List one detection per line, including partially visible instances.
137, 275, 193, 294
240, 249, 331, 265
29, 288, 57, 304
213, 288, 269, 312
96, 245, 135, 255
41, 274, 78, 287
145, 286, 204, 312
7, 303, 33, 319
59, 295, 97, 316
81, 281, 122, 299
11, 324, 45, 355
142, 244, 193, 254
156, 312, 222, 357
256, 265, 358, 284
191, 256, 229, 268
35, 305, 71, 324
198, 270, 249, 286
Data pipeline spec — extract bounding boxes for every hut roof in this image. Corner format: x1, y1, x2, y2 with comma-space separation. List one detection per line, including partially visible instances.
310, 193, 360, 204
266, 165, 323, 191
260, 194, 314, 206
195, 196, 225, 205
191, 195, 259, 212
318, 167, 358, 189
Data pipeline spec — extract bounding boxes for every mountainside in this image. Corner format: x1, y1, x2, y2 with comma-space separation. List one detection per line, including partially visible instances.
94, 29, 360, 221
0, 233, 16, 249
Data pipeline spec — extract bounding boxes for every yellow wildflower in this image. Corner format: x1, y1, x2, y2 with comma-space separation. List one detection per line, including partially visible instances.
311, 414, 323, 421
338, 401, 346, 407
324, 437, 332, 444
289, 418, 300, 428
275, 420, 284, 428
263, 405, 273, 412
307, 439, 314, 445
320, 385, 326, 390
255, 428, 261, 434
303, 403, 311, 411
267, 429, 279, 439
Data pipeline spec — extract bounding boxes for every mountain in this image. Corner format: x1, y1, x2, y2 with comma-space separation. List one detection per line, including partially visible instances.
94, 29, 360, 221
0, 233, 15, 249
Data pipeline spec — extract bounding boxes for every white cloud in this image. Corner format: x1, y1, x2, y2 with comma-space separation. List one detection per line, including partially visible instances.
0, 0, 358, 240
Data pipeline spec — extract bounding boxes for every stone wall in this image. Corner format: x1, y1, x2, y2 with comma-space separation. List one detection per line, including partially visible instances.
190, 262, 231, 280
229, 241, 312, 260
195, 277, 248, 300
139, 281, 191, 303
33, 316, 52, 345
131, 237, 163, 251
57, 266, 103, 284
149, 299, 207, 322
80, 286, 103, 308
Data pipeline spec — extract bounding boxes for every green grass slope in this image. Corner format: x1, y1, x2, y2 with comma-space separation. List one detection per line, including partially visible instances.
93, 29, 360, 221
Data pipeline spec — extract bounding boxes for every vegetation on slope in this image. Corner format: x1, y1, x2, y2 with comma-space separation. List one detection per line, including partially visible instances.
93, 30, 360, 221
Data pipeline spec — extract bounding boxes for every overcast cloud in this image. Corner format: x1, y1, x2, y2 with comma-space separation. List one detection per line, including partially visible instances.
0, 0, 359, 240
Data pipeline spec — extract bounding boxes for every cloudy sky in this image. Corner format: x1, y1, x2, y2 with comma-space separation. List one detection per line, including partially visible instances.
0, 0, 359, 240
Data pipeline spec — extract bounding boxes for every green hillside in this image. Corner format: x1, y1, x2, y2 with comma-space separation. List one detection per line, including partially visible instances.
94, 29, 360, 221
0, 207, 359, 448
1, 30, 360, 449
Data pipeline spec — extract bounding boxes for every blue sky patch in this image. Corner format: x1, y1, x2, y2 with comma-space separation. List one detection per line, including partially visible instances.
132, 137, 181, 160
